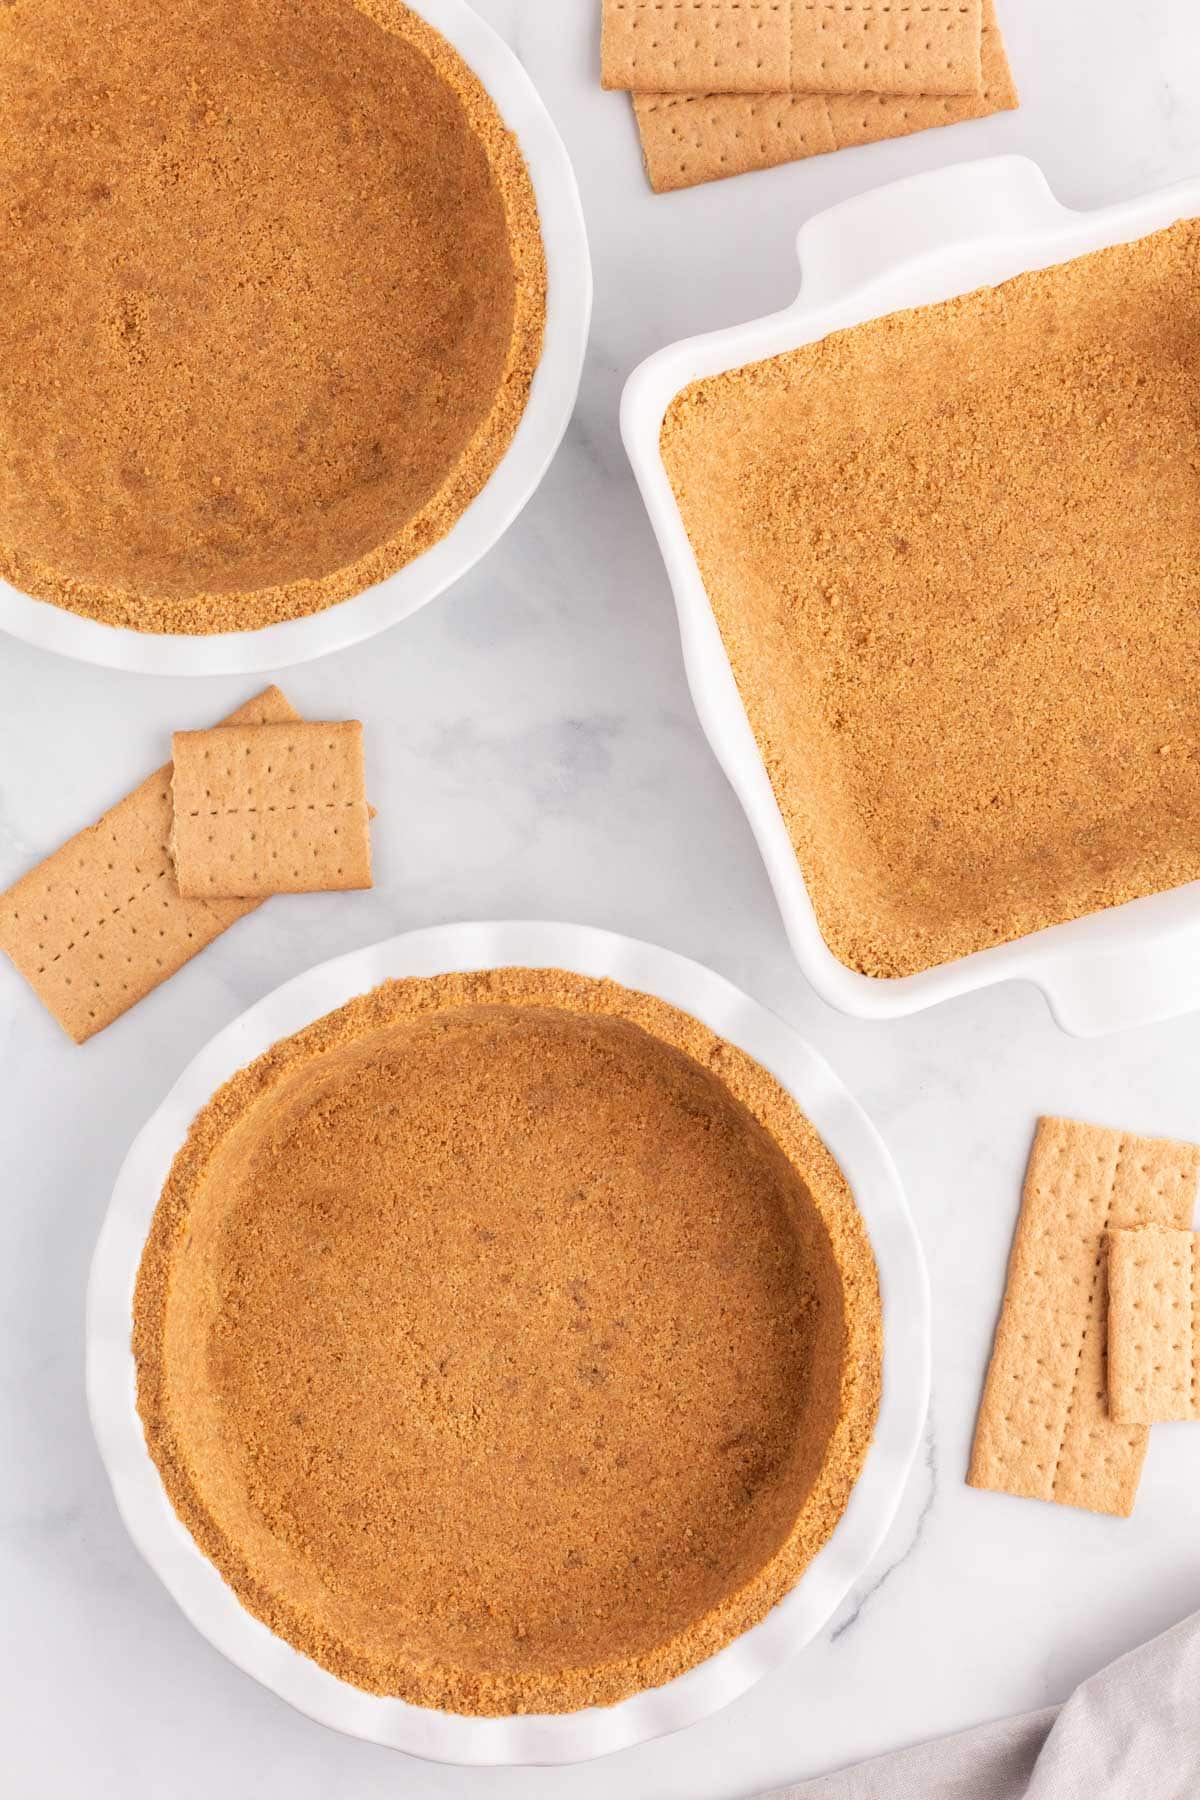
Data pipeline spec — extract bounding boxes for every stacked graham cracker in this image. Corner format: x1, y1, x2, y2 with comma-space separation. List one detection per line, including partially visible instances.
969, 1119, 1200, 1518
0, 688, 373, 1044
602, 0, 1018, 192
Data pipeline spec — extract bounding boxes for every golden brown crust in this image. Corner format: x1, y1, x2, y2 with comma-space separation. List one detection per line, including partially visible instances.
662, 218, 1200, 976
133, 968, 881, 1714
0, 0, 546, 635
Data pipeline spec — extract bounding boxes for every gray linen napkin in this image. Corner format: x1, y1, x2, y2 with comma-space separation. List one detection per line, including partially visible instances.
766, 1609, 1200, 1799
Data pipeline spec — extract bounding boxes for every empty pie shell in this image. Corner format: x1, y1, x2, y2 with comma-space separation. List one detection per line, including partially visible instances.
132, 966, 882, 1715
0, 0, 546, 637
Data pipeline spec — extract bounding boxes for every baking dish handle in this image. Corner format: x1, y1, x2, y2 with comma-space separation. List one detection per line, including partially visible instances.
793, 156, 1071, 312
1037, 932, 1200, 1038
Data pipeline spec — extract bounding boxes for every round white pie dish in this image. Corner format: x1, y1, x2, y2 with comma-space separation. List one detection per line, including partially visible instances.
0, 0, 591, 677
86, 920, 929, 1765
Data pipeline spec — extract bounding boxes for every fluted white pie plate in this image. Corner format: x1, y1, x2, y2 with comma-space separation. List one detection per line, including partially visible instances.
0, 0, 591, 676
86, 921, 928, 1764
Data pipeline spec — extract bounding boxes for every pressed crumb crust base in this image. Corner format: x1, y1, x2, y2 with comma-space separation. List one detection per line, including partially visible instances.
133, 969, 881, 1716
0, 0, 546, 635
662, 218, 1200, 978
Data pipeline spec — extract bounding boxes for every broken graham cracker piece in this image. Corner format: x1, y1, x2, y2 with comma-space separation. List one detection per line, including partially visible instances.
968, 1119, 1200, 1517
634, 89, 840, 189
1108, 1228, 1200, 1424
170, 721, 372, 900
0, 687, 298, 1045
633, 78, 1006, 193
633, 0, 1015, 192
132, 967, 882, 1714
603, 0, 984, 98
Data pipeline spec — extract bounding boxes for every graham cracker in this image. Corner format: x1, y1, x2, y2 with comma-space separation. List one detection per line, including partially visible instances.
0, 687, 298, 1044
633, 0, 1015, 191
967, 1119, 1200, 1517
603, 0, 984, 98
1107, 1227, 1200, 1424
170, 721, 372, 899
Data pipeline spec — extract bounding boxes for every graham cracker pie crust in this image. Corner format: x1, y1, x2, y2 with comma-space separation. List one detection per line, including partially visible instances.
661, 217, 1200, 979
133, 968, 881, 1716
0, 0, 546, 635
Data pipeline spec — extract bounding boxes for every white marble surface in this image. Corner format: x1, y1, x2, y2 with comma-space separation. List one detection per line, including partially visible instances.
4, 2, 1200, 1794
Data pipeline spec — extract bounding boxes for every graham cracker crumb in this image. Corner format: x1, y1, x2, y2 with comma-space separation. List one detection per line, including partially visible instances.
0, 0, 546, 635
662, 218, 1200, 976
133, 969, 881, 1715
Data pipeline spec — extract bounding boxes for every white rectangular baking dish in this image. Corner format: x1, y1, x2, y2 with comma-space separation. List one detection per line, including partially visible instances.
622, 156, 1200, 1038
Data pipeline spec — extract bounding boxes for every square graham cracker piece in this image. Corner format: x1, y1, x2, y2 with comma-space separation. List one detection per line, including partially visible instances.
603, 0, 984, 98
633, 0, 1015, 191
1108, 1227, 1200, 1424
0, 687, 299, 1045
968, 1118, 1200, 1517
170, 721, 372, 900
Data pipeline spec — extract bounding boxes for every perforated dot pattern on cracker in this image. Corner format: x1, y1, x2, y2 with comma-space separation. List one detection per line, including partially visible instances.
1108, 1227, 1200, 1424
967, 1118, 1200, 1518
632, 0, 1014, 190
0, 687, 298, 1044
603, 0, 984, 97
170, 721, 372, 900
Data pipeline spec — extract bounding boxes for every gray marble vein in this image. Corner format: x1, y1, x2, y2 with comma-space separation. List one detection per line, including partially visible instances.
831, 1417, 939, 1646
